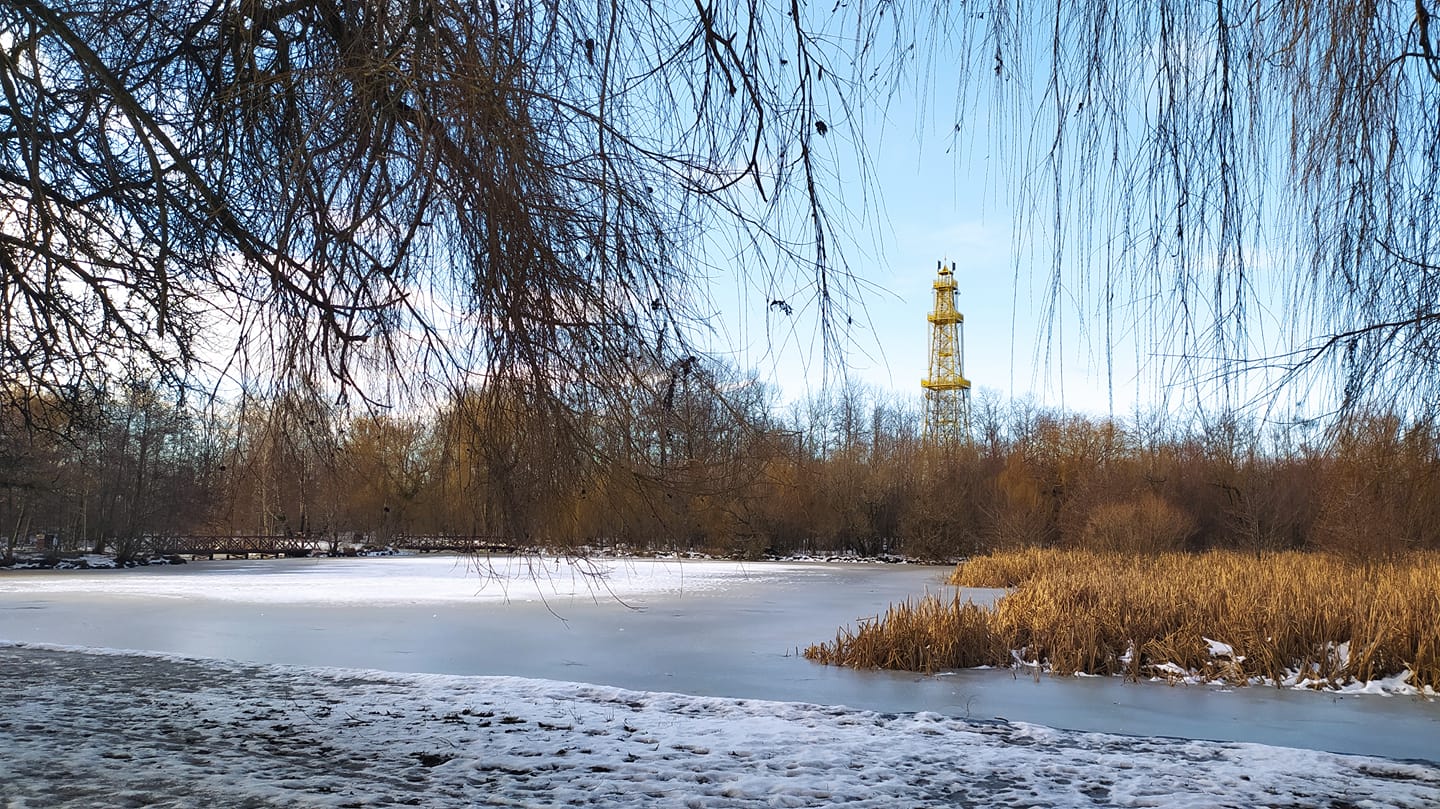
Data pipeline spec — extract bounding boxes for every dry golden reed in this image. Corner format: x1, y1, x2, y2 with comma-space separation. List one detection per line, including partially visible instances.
806, 549, 1440, 691
803, 594, 1002, 673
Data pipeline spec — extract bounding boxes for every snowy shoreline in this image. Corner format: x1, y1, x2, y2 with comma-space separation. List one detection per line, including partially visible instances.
0, 548, 929, 571
3, 641, 1438, 808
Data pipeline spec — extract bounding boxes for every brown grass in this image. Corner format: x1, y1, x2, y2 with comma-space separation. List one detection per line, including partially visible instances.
805, 549, 1440, 692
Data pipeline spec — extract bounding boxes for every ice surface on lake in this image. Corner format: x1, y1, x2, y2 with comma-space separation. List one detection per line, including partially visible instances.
4, 556, 1437, 764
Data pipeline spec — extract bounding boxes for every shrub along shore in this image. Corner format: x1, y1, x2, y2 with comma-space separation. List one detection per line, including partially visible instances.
805, 549, 1440, 693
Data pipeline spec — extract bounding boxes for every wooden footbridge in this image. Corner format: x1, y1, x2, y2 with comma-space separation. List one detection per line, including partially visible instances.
142, 534, 517, 559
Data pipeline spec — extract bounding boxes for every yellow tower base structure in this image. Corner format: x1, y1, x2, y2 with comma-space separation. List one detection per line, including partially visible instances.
922, 260, 971, 444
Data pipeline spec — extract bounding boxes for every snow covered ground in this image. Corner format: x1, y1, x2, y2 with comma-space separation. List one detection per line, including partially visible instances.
0, 554, 817, 605
3, 641, 1438, 808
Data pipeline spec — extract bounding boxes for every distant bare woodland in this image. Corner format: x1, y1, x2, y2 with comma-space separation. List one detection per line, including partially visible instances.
4, 374, 1435, 561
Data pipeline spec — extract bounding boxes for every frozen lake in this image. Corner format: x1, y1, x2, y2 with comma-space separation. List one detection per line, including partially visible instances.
2, 555, 1436, 762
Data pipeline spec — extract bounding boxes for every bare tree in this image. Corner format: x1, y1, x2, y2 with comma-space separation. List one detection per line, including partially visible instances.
2, 0, 888, 436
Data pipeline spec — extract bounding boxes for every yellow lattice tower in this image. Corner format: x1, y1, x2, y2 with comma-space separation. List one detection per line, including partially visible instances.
922, 260, 971, 443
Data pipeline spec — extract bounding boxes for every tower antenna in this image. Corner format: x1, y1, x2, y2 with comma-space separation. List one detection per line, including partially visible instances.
922, 260, 972, 443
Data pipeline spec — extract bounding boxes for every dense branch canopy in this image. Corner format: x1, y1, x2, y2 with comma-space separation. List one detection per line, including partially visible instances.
1, 0, 882, 424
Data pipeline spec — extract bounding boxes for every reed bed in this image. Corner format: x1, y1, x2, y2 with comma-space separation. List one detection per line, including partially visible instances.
803, 595, 1003, 673
806, 550, 1440, 691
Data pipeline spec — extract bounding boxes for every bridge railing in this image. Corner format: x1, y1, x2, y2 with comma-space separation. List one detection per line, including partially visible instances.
144, 535, 329, 557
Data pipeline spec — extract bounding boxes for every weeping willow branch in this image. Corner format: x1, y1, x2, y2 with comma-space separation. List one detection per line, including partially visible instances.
900, 1, 1440, 415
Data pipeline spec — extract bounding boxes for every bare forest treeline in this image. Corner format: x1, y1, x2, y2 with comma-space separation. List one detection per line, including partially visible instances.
4, 365, 1439, 560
